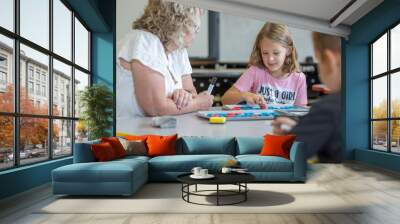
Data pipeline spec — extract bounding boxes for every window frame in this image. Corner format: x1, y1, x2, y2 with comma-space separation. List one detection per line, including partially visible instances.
0, 0, 92, 171
370, 20, 400, 154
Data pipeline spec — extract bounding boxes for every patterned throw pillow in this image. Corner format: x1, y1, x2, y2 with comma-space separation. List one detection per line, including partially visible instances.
119, 138, 147, 156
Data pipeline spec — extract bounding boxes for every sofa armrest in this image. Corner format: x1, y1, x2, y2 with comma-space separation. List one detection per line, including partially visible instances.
73, 140, 100, 163
289, 141, 307, 181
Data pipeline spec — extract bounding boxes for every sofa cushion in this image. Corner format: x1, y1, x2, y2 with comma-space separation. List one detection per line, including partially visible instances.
91, 142, 118, 161
236, 155, 293, 172
260, 134, 296, 159
101, 137, 127, 158
178, 137, 236, 155
235, 137, 263, 155
73, 139, 100, 163
147, 134, 177, 157
119, 138, 147, 156
148, 154, 235, 172
52, 158, 147, 183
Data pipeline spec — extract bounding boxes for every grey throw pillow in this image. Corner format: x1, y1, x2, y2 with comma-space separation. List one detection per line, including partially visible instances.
118, 138, 147, 156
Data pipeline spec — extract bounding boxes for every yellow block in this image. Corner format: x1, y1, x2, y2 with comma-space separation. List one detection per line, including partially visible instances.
116, 131, 133, 137
209, 117, 226, 124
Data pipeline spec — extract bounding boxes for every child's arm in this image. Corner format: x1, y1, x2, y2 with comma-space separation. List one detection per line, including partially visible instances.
221, 86, 265, 105
221, 66, 265, 105
294, 73, 308, 106
221, 86, 243, 105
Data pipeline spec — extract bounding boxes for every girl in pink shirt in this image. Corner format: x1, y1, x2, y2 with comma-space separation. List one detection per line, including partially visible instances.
221, 23, 307, 106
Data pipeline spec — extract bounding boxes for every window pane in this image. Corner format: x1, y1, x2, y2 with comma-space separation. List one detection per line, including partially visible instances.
53, 119, 72, 158
20, 117, 49, 165
20, 44, 49, 115
0, 35, 14, 113
20, 0, 49, 49
75, 18, 89, 70
53, 59, 72, 117
0, 116, 13, 170
75, 120, 88, 143
74, 69, 89, 118
53, 0, 71, 60
372, 121, 388, 151
391, 120, 400, 153
0, 0, 14, 31
372, 77, 387, 119
391, 72, 400, 118
372, 33, 387, 76
391, 24, 400, 70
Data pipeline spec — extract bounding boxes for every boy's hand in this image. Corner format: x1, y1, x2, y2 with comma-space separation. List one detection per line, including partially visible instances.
242, 92, 266, 105
272, 117, 298, 135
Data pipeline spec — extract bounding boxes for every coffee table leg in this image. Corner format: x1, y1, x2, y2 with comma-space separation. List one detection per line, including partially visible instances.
245, 183, 247, 201
217, 184, 219, 206
195, 184, 197, 192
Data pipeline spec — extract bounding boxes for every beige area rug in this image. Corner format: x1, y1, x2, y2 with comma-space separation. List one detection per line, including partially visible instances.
38, 183, 362, 214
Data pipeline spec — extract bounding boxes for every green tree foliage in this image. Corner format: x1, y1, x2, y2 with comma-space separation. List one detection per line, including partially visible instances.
79, 84, 113, 140
372, 99, 400, 141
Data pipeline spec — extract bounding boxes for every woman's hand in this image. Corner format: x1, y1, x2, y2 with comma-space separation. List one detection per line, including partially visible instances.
172, 89, 193, 110
242, 92, 266, 105
272, 117, 298, 135
194, 91, 214, 110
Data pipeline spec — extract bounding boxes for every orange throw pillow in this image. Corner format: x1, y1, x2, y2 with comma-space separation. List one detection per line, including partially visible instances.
91, 142, 117, 161
124, 135, 150, 141
260, 134, 296, 159
146, 134, 178, 157
101, 137, 126, 158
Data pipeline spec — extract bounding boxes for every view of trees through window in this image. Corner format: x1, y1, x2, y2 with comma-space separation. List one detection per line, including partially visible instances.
371, 23, 400, 153
0, 0, 90, 170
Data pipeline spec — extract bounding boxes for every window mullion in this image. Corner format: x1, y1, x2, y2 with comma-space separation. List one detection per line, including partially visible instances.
49, 0, 54, 160
71, 11, 76, 154
14, 0, 20, 167
387, 29, 391, 152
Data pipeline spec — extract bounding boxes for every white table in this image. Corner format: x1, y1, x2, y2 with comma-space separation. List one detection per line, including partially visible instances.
116, 109, 273, 137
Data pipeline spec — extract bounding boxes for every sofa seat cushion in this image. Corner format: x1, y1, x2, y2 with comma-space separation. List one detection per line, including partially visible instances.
117, 155, 150, 163
149, 154, 235, 172
53, 159, 147, 183
177, 137, 236, 155
236, 155, 293, 172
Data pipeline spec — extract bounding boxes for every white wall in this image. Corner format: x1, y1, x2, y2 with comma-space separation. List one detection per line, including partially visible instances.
116, 0, 147, 45
117, 0, 315, 62
219, 13, 315, 63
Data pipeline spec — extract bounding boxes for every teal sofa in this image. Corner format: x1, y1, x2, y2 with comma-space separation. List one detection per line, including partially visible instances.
52, 136, 306, 196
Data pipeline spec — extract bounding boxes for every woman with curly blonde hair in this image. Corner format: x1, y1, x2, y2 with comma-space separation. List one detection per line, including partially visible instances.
117, 0, 213, 118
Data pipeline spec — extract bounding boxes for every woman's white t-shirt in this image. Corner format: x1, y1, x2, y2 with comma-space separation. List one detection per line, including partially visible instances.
117, 29, 192, 118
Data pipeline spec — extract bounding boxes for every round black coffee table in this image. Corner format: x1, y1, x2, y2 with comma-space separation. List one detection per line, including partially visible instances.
177, 173, 255, 206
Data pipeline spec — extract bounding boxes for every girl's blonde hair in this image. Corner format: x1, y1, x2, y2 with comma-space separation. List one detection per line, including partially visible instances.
133, 0, 200, 49
249, 22, 300, 73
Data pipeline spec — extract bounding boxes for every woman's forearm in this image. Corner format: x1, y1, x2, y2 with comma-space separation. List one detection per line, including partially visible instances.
142, 97, 200, 116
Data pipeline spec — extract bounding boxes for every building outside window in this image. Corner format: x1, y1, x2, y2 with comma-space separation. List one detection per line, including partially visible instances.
28, 66, 34, 80
42, 85, 46, 97
0, 71, 6, 84
28, 81, 34, 94
370, 23, 400, 154
0, 54, 7, 89
0, 0, 91, 170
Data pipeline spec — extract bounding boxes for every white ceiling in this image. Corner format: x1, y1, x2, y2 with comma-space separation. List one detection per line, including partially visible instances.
225, 0, 352, 22
172, 0, 384, 37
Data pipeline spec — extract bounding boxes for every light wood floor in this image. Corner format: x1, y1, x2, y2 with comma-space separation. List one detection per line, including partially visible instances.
1, 162, 400, 224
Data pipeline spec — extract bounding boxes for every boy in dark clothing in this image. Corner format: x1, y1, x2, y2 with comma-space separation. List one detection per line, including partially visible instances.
272, 32, 342, 163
